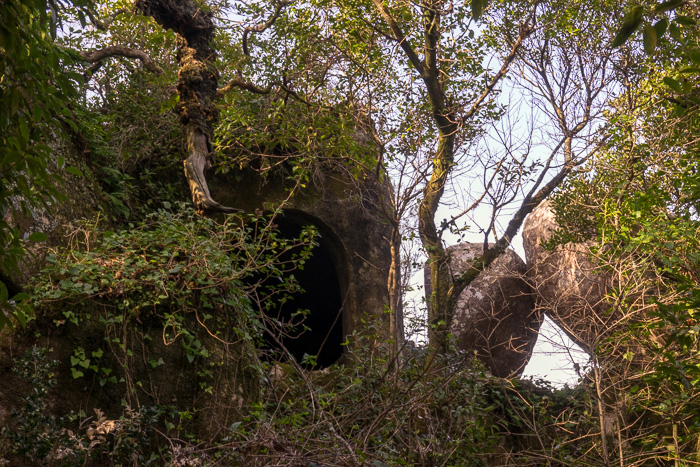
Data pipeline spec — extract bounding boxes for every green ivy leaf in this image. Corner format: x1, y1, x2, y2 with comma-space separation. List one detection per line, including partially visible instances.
27, 231, 47, 242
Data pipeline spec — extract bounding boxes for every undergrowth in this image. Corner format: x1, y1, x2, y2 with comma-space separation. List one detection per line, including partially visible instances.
1, 205, 597, 466
1, 341, 595, 466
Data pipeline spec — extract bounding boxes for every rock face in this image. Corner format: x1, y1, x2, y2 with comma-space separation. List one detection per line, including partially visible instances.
522, 201, 611, 351
1, 141, 106, 291
0, 133, 396, 447
425, 243, 540, 377
0, 311, 262, 441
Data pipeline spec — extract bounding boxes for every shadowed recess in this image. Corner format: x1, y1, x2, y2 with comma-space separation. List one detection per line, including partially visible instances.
261, 213, 344, 368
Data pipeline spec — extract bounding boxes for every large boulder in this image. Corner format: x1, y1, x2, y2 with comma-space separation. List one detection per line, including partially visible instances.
425, 243, 540, 377
522, 201, 612, 352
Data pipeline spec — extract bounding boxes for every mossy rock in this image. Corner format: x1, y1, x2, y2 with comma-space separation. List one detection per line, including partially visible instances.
0, 303, 263, 444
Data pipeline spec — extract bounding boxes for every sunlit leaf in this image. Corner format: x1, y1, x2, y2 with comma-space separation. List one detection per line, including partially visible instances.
643, 24, 657, 55
611, 6, 644, 48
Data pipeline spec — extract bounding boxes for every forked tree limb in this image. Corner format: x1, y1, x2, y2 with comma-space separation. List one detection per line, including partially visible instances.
241, 0, 290, 56
85, 8, 130, 30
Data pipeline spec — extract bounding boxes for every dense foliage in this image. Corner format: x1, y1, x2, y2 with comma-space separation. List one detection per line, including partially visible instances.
3, 343, 601, 465
34, 204, 318, 365
0, 205, 597, 466
547, 1, 700, 462
0, 0, 90, 328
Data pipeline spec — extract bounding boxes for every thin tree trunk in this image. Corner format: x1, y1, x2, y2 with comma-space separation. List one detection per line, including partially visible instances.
388, 223, 404, 361
594, 359, 611, 467
420, 133, 456, 354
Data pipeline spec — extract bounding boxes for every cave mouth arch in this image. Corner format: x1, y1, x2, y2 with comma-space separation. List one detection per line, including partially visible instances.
260, 211, 346, 369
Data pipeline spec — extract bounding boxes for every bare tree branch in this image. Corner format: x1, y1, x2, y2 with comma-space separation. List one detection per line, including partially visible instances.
447, 138, 607, 315
462, 20, 536, 124
242, 0, 291, 56
85, 7, 130, 31
79, 45, 164, 74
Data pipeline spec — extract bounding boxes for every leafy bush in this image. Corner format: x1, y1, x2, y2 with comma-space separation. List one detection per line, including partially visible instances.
0, 0, 91, 330
35, 203, 316, 341
0, 346, 179, 465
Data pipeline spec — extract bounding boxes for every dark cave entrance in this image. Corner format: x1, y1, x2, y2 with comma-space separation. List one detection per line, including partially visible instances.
260, 212, 345, 369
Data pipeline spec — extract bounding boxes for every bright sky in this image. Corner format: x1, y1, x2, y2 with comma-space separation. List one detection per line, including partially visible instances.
522, 316, 589, 387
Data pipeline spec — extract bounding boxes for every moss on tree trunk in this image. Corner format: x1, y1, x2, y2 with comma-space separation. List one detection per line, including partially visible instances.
136, 0, 237, 213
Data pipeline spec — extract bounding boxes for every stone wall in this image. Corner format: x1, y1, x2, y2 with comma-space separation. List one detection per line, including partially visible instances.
210, 165, 398, 365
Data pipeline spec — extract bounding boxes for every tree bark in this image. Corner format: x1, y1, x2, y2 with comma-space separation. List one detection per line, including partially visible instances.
135, 0, 237, 213
79, 45, 164, 74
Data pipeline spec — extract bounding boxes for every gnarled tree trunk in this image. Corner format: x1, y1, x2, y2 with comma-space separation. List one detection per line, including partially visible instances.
135, 0, 236, 213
